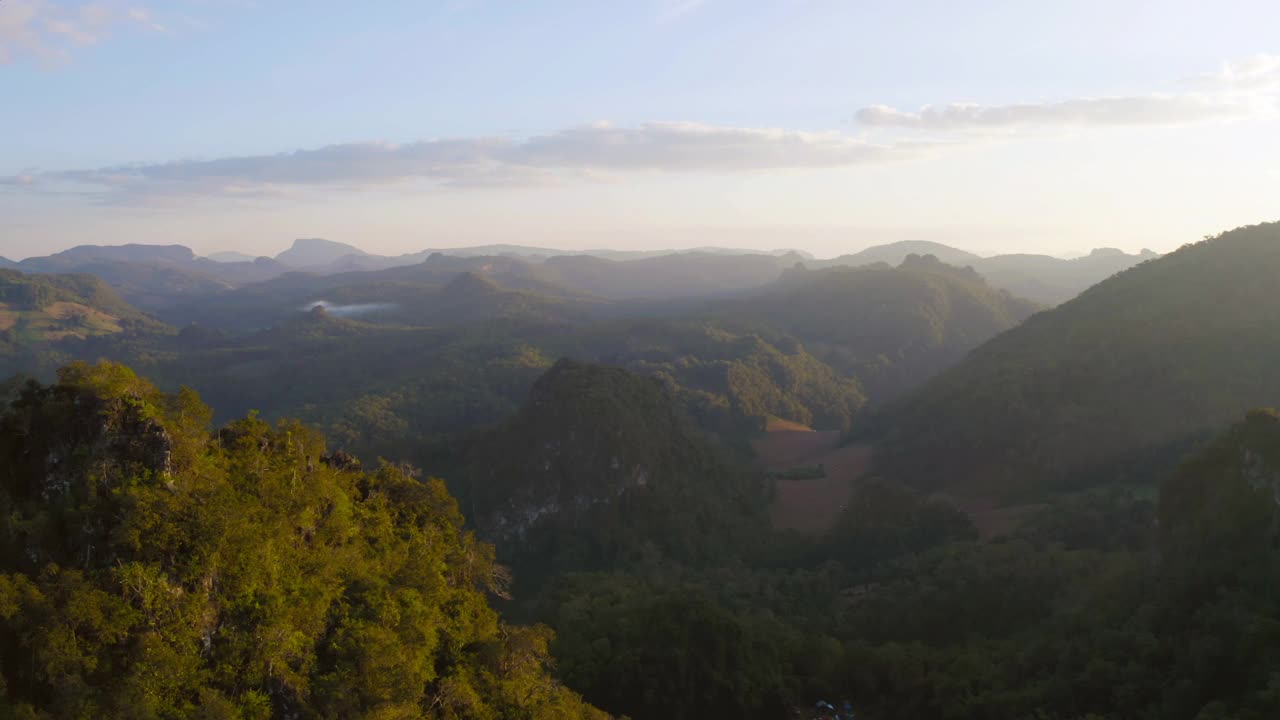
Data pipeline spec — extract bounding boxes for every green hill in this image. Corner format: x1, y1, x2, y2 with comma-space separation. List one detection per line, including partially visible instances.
463, 360, 770, 582
0, 270, 165, 353
869, 221, 1280, 496
0, 361, 607, 719
707, 255, 1040, 401
562, 319, 867, 433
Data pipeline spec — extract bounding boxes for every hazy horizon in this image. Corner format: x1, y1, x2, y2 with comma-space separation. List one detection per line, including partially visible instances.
3, 1, 1278, 261
0, 225, 1160, 263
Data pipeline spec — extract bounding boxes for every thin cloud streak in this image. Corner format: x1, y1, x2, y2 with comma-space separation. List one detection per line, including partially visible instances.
857, 94, 1254, 131
2, 122, 932, 201
857, 54, 1279, 133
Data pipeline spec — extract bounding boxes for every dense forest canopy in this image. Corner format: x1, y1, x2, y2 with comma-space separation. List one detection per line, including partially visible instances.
463, 360, 772, 586
0, 362, 607, 720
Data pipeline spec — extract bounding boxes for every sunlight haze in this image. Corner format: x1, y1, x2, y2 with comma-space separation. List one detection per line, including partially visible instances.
2, 0, 1278, 258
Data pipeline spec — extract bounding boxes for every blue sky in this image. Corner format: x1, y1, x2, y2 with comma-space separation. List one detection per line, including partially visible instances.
2, 0, 1278, 259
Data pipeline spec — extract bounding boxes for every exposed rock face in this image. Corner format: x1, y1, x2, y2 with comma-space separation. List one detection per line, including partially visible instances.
0, 363, 188, 571
321, 449, 361, 472
25, 388, 175, 503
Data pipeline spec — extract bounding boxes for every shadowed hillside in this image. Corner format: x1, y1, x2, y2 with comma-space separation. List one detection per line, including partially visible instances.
464, 360, 771, 582
706, 254, 1040, 401
870, 222, 1280, 496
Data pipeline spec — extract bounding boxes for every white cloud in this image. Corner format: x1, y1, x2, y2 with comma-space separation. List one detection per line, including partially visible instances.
856, 94, 1254, 131
1190, 53, 1280, 92
2, 122, 929, 201
508, 122, 909, 171
858, 55, 1280, 133
0, 0, 162, 65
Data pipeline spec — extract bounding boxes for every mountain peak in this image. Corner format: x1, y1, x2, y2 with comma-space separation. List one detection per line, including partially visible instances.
49, 244, 197, 265
444, 270, 502, 297
276, 238, 368, 268
835, 241, 981, 268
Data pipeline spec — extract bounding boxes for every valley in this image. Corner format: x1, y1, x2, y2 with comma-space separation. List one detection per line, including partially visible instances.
0, 224, 1278, 719
7, 6, 1276, 716
753, 420, 872, 534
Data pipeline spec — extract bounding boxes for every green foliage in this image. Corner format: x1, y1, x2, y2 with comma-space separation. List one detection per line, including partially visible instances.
821, 481, 977, 569
0, 270, 145, 318
564, 319, 866, 433
0, 362, 607, 720
824, 410, 1280, 720
0, 271, 166, 370
1013, 488, 1155, 551
705, 255, 1039, 402
545, 577, 792, 720
530, 411, 1280, 720
464, 360, 771, 584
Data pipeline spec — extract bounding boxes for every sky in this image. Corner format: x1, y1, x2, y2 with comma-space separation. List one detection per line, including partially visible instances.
1, 0, 1278, 261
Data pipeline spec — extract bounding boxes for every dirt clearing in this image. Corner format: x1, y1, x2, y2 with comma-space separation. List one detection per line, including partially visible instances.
753, 423, 872, 534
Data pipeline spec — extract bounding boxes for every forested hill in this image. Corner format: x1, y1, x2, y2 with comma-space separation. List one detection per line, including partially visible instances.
707, 254, 1040, 401
1, 269, 151, 319
0, 270, 164, 349
463, 360, 770, 583
0, 362, 607, 719
869, 221, 1280, 496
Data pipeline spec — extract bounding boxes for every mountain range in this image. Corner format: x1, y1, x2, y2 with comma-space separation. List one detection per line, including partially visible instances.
2, 221, 1279, 719
4, 238, 1156, 312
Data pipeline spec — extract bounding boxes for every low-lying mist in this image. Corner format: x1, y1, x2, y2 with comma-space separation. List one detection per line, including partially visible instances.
303, 300, 398, 317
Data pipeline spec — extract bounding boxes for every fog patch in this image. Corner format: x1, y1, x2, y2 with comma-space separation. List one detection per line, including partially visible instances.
303, 300, 398, 318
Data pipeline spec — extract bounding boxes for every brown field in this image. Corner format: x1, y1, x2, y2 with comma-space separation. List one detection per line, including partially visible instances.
40, 302, 123, 340
754, 421, 1044, 537
0, 305, 16, 332
753, 425, 872, 533
769, 445, 873, 533
45, 301, 121, 329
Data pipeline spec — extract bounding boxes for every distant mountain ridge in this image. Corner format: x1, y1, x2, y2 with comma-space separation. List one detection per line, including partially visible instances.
11, 239, 1158, 316
274, 238, 368, 268
10, 244, 286, 311
819, 240, 982, 268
